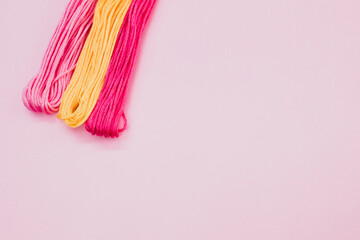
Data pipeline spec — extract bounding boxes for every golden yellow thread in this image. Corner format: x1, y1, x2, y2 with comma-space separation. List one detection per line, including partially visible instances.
57, 0, 132, 128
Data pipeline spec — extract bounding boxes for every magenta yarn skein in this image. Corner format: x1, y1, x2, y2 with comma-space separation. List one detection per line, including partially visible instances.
85, 0, 156, 138
22, 0, 97, 114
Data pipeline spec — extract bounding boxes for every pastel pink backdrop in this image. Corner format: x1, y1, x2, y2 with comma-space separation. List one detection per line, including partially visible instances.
1, 0, 360, 239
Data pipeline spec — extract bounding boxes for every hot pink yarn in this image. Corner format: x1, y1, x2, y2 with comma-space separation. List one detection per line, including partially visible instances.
85, 0, 156, 138
22, 0, 97, 114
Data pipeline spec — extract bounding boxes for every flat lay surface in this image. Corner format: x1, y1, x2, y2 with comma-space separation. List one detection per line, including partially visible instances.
1, 0, 360, 239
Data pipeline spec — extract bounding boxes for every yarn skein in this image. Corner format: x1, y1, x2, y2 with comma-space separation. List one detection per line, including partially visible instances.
57, 0, 133, 128
85, 0, 156, 138
22, 0, 98, 114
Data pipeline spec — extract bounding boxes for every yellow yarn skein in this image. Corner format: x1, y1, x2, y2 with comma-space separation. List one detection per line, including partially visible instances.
57, 0, 132, 128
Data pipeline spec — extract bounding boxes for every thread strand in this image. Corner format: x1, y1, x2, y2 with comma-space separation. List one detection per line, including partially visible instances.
58, 0, 133, 128
85, 0, 156, 138
22, 0, 97, 114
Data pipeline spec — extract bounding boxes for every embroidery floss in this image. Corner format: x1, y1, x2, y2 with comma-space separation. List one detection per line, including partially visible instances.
85, 0, 156, 138
22, 0, 97, 114
57, 0, 132, 128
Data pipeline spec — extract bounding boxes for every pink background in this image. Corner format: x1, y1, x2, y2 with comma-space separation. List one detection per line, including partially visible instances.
1, 0, 360, 239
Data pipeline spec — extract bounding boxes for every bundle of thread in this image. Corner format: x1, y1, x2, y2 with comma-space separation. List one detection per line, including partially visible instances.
86, 0, 156, 138
22, 0, 157, 138
23, 0, 98, 113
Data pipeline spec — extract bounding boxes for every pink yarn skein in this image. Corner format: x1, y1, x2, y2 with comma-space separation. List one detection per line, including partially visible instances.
85, 0, 156, 138
23, 0, 97, 114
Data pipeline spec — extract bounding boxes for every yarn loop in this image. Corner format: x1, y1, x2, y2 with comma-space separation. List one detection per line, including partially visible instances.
23, 0, 97, 114
58, 0, 133, 128
85, 0, 156, 138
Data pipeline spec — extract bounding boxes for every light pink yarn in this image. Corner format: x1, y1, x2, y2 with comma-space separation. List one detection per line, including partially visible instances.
22, 0, 97, 114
